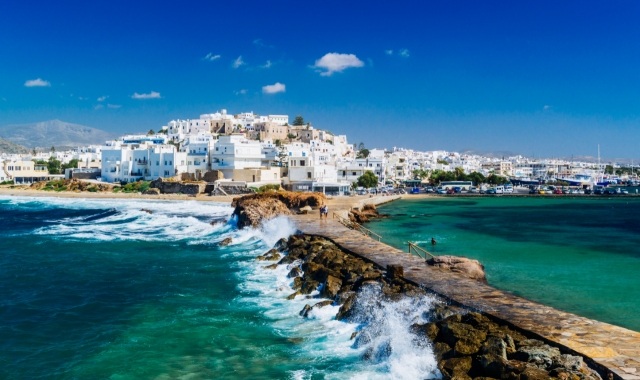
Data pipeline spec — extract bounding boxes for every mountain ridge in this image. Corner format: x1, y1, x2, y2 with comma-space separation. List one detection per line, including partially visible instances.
0, 119, 115, 149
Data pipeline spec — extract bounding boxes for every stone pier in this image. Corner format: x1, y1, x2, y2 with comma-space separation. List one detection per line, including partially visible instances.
290, 195, 640, 380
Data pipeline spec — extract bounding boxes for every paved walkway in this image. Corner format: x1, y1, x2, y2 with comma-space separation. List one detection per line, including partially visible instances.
292, 196, 640, 380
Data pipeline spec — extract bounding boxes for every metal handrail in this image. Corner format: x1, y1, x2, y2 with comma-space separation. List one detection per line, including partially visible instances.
332, 212, 383, 241
408, 241, 436, 261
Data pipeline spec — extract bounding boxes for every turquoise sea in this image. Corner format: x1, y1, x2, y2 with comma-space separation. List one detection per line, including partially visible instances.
368, 196, 640, 332
0, 196, 440, 380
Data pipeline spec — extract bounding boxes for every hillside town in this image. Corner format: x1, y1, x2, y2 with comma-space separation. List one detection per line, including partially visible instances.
1, 109, 638, 194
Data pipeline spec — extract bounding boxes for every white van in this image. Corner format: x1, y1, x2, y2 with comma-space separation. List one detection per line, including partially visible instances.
495, 186, 504, 194
504, 184, 513, 193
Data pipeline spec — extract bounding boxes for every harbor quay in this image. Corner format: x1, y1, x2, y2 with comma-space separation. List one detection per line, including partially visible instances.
291, 196, 640, 380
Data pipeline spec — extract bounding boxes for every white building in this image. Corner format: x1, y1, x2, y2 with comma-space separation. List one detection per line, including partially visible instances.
210, 134, 263, 179
101, 140, 187, 183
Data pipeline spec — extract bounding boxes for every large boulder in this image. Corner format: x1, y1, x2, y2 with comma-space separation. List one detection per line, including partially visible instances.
231, 191, 325, 228
427, 255, 487, 282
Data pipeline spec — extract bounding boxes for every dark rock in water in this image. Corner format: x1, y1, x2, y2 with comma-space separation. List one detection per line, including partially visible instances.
140, 208, 153, 214
299, 304, 312, 317
287, 267, 302, 278
264, 263, 278, 270
219, 237, 233, 246
273, 237, 288, 250
256, 248, 281, 261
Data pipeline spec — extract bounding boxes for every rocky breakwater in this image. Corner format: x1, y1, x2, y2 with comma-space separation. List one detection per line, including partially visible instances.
258, 234, 603, 380
231, 191, 325, 228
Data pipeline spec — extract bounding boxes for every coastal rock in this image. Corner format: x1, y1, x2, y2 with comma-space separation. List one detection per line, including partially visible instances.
256, 248, 281, 261
231, 191, 325, 229
143, 188, 160, 195
349, 204, 382, 224
219, 237, 233, 246
427, 255, 487, 282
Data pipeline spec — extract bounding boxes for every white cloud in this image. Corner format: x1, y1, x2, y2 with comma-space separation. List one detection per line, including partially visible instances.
235, 89, 248, 95
233, 56, 246, 69
131, 91, 161, 100
24, 78, 51, 87
94, 104, 104, 110
204, 53, 221, 61
261, 60, 273, 69
313, 53, 364, 76
385, 49, 394, 55
107, 104, 122, 109
97, 95, 108, 102
262, 82, 286, 94
399, 49, 410, 58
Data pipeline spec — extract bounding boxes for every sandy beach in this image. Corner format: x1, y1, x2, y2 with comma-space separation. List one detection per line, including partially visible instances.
0, 185, 419, 209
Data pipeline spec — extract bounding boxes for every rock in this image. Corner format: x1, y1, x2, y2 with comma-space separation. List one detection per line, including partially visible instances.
140, 208, 153, 214
336, 293, 357, 321
264, 263, 278, 269
287, 267, 303, 278
385, 264, 404, 281
322, 275, 343, 299
292, 277, 303, 290
143, 188, 161, 195
273, 237, 288, 250
520, 366, 551, 380
256, 249, 281, 261
439, 356, 473, 379
231, 191, 325, 229
438, 319, 487, 355
512, 343, 560, 367
219, 237, 233, 246
299, 304, 312, 317
427, 255, 487, 282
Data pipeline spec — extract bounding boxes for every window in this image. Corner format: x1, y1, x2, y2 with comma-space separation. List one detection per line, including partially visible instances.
300, 160, 305, 166
307, 172, 312, 179
352, 172, 357, 176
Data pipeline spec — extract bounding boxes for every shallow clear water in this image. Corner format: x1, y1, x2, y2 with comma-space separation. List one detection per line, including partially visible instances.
0, 196, 441, 379
368, 196, 640, 332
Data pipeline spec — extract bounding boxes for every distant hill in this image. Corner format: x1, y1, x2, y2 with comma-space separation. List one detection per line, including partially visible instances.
0, 137, 29, 154
0, 119, 115, 149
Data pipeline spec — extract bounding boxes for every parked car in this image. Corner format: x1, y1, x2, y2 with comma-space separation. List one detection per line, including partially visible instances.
453, 186, 462, 193
436, 187, 447, 194
584, 188, 592, 195
593, 186, 605, 195
485, 187, 497, 194
469, 186, 479, 193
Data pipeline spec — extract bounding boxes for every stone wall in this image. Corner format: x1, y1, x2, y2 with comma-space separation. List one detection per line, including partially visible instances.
149, 178, 206, 195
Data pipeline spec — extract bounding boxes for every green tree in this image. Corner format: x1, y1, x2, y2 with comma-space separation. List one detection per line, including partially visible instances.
47, 156, 62, 174
50, 146, 56, 153
357, 171, 378, 188
287, 133, 297, 141
486, 174, 509, 185
604, 165, 614, 175
412, 169, 429, 180
147, 129, 155, 135
467, 172, 486, 185
356, 148, 370, 159
61, 158, 79, 172
292, 116, 305, 126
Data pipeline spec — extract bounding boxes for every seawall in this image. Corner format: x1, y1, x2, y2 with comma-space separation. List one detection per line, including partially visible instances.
291, 195, 640, 380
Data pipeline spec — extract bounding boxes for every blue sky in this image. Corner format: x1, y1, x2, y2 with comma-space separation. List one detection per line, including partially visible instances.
1, 1, 640, 159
